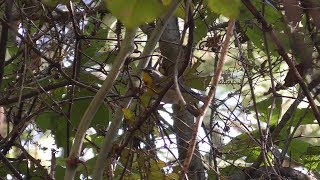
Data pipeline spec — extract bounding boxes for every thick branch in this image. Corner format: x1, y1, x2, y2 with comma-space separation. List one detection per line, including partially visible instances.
181, 19, 236, 175
64, 28, 137, 180
0, 81, 69, 105
92, 1, 181, 179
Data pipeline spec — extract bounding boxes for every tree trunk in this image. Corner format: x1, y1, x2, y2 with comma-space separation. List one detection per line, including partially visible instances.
159, 17, 205, 180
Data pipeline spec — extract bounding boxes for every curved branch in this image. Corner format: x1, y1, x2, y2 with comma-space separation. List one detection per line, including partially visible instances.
64, 28, 137, 180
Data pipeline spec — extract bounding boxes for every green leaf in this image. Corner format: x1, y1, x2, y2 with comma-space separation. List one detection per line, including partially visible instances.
218, 165, 240, 176
81, 40, 108, 65
287, 139, 309, 160
166, 173, 179, 180
250, 96, 282, 125
206, 0, 241, 18
36, 112, 67, 149
107, 0, 166, 29
36, 89, 110, 150
317, 161, 320, 172
185, 61, 212, 91
78, 157, 97, 176
194, 18, 207, 43
292, 108, 316, 125
245, 147, 261, 163
55, 165, 66, 180
185, 75, 211, 91
122, 108, 135, 121
41, 0, 59, 7
303, 155, 320, 170
0, 161, 21, 177
280, 108, 317, 139
63, 68, 104, 85
0, 160, 49, 179
238, 1, 289, 55
36, 112, 60, 130
84, 134, 104, 151
305, 146, 320, 155
68, 90, 110, 128
81, 25, 117, 65
224, 130, 262, 162
194, 8, 218, 43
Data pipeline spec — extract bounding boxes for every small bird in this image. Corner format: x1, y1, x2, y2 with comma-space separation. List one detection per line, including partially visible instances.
141, 68, 205, 104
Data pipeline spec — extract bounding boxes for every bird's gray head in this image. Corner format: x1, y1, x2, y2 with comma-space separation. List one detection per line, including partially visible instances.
141, 68, 165, 82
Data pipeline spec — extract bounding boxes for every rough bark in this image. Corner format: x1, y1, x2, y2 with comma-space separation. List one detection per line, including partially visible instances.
173, 105, 205, 179
159, 17, 205, 179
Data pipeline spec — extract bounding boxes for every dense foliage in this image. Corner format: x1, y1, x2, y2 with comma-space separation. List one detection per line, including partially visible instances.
0, 0, 319, 179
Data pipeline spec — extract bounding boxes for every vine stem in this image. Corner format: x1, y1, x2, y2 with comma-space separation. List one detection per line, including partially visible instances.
64, 29, 137, 180
181, 19, 236, 176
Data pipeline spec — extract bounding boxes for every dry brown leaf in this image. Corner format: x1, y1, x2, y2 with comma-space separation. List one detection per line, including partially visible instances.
291, 31, 313, 68
301, 0, 320, 29
283, 0, 303, 25
283, 63, 306, 87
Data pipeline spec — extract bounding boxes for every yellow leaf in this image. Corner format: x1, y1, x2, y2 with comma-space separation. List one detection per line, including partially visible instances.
161, 0, 171, 6
166, 173, 179, 180
140, 93, 152, 107
157, 160, 166, 169
122, 108, 135, 121
150, 171, 165, 179
207, 0, 241, 18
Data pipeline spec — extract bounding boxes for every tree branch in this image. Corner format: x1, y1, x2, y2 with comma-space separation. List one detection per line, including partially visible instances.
91, 1, 181, 179
0, 0, 13, 91
242, 0, 320, 125
0, 151, 22, 180
181, 19, 236, 175
64, 28, 137, 180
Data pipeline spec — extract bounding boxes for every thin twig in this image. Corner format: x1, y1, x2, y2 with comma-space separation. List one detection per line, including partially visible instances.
66, 1, 83, 156
92, 1, 181, 179
234, 24, 276, 176
181, 19, 236, 176
0, 0, 12, 90
0, 151, 22, 180
242, 0, 320, 125
14, 143, 53, 180
247, 76, 320, 170
173, 0, 193, 106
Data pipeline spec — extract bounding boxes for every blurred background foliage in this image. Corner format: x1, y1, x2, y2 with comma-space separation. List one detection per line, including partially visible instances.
0, 0, 319, 179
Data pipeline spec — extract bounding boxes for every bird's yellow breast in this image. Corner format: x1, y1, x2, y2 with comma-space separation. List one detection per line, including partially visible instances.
142, 71, 153, 87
